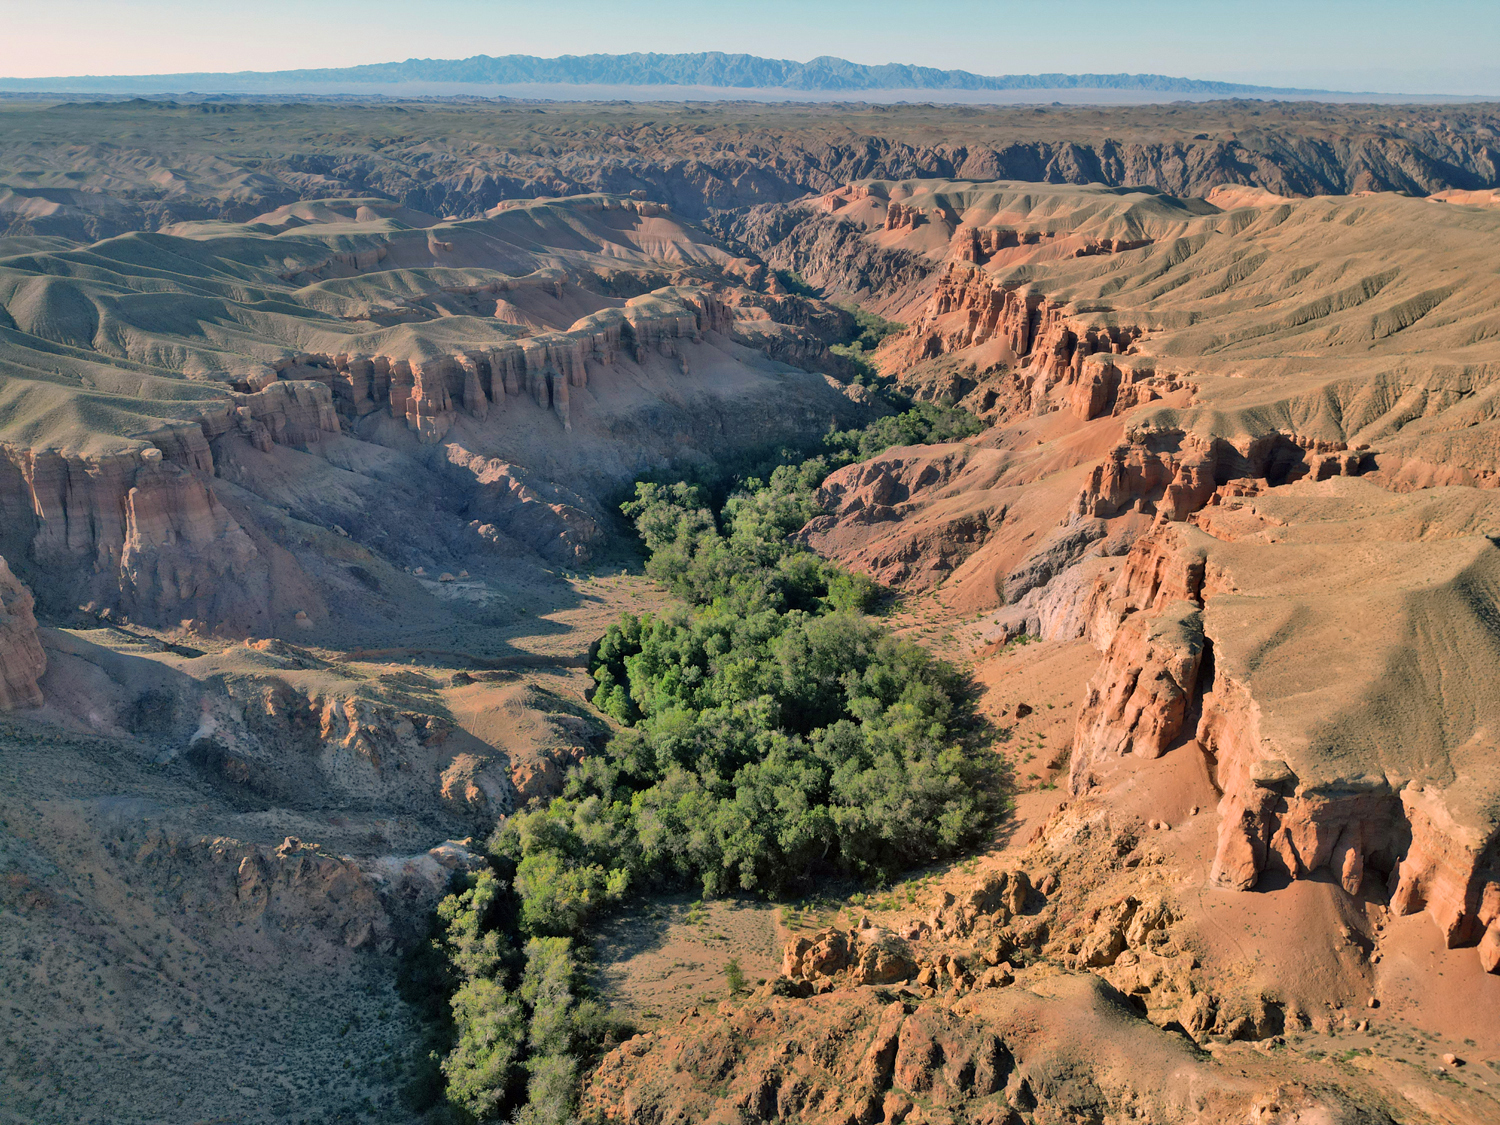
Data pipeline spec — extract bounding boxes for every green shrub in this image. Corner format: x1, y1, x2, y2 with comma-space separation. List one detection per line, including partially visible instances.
825, 401, 983, 463
725, 958, 746, 996
512, 476, 1002, 915
442, 978, 525, 1120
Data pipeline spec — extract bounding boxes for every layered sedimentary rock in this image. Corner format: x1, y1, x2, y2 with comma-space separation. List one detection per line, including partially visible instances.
118, 458, 264, 626
581, 803, 1446, 1124
781, 925, 919, 988
1071, 598, 1204, 764
1065, 481, 1500, 971
757, 183, 1500, 989
803, 446, 1014, 591
0, 554, 45, 709
223, 380, 341, 450
199, 673, 517, 827
295, 285, 735, 440
0, 383, 340, 633
1075, 429, 1365, 522
886, 263, 1193, 426
12, 100, 1500, 241
120, 828, 487, 959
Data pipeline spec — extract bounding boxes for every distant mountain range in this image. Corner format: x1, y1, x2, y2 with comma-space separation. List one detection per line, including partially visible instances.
0, 51, 1327, 97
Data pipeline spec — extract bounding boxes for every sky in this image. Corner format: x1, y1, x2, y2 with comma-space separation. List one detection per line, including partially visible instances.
2, 0, 1497, 95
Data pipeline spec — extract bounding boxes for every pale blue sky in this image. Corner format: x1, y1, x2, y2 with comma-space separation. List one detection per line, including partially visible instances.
4, 0, 1496, 94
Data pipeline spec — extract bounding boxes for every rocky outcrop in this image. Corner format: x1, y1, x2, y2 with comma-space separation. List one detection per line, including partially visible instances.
15, 103, 1500, 238
0, 554, 45, 709
1071, 599, 1204, 769
900, 264, 1139, 370
226, 380, 341, 450
118, 458, 264, 626
509, 744, 587, 806
446, 446, 602, 565
186, 668, 518, 828
1075, 429, 1367, 521
879, 263, 1191, 429
582, 829, 1412, 1125
2, 447, 308, 635
1392, 785, 1500, 967
1194, 668, 1500, 975
1058, 481, 1500, 977
720, 203, 936, 308
1194, 676, 1405, 897
118, 828, 486, 961
127, 830, 393, 956
926, 867, 1033, 938
782, 925, 918, 988
0, 380, 342, 633
803, 447, 1005, 589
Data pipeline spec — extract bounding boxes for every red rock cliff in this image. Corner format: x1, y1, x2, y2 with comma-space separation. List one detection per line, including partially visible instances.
0, 554, 45, 709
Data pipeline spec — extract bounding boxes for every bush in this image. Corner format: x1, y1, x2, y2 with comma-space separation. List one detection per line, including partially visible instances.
619, 463, 870, 614
725, 958, 746, 996
825, 401, 983, 463
509, 473, 1002, 920
839, 304, 905, 352
442, 978, 525, 1120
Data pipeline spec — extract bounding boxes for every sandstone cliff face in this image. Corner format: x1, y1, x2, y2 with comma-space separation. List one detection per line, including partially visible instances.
1066, 526, 1210, 793
1060, 481, 1500, 974
0, 554, 45, 709
721, 204, 937, 311
1071, 599, 1204, 767
445, 447, 602, 565
881, 263, 1195, 427
805, 449, 1003, 588
0, 380, 341, 634
1393, 785, 1500, 968
303, 285, 736, 441
797, 258, 1198, 603
1074, 429, 1365, 522
0, 266, 865, 634
118, 459, 265, 628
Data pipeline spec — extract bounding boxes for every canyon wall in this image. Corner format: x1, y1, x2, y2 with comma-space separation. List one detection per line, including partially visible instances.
0, 554, 45, 709
301, 285, 734, 441
0, 280, 779, 632
11, 101, 1500, 239
778, 182, 1500, 979
0, 381, 339, 634
1062, 488, 1500, 974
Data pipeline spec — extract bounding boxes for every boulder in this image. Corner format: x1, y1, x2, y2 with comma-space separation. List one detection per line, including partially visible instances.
782, 926, 916, 986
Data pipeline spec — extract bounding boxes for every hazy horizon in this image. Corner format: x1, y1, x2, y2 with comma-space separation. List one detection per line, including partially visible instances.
3, 0, 1498, 96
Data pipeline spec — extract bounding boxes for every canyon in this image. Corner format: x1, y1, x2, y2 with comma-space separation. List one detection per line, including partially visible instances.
767, 178, 1500, 978
3, 95, 1500, 1125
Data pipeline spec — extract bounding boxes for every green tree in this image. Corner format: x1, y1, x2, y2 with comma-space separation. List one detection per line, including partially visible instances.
442, 978, 525, 1120
724, 957, 746, 996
